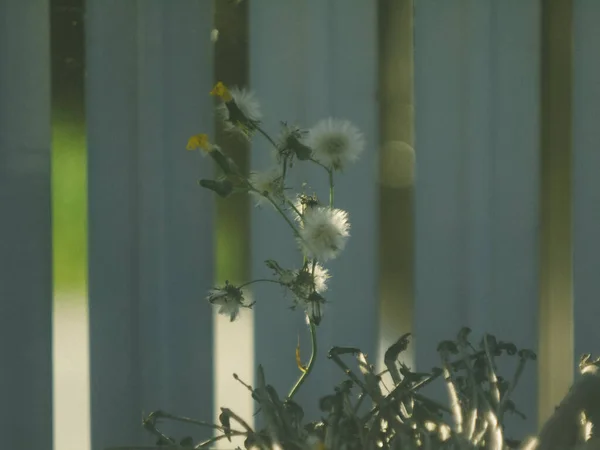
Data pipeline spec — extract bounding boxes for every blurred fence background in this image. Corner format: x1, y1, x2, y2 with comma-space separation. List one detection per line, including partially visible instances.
1, 0, 600, 449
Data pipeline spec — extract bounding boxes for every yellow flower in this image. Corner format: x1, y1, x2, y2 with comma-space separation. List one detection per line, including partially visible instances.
186, 134, 213, 153
210, 81, 233, 102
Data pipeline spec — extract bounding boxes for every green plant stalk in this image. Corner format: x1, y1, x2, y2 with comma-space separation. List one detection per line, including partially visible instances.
497, 357, 527, 422
268, 194, 303, 237
247, 182, 302, 238
238, 278, 286, 289
145, 410, 244, 434
142, 418, 176, 445
439, 352, 463, 434
471, 420, 489, 447
483, 335, 501, 407
282, 155, 288, 181
310, 157, 330, 172
256, 124, 279, 150
285, 197, 303, 218
476, 386, 504, 447
287, 320, 317, 400
241, 123, 327, 412
457, 341, 479, 441
195, 430, 249, 449
220, 407, 254, 433
328, 347, 368, 391
287, 259, 321, 400
329, 168, 334, 207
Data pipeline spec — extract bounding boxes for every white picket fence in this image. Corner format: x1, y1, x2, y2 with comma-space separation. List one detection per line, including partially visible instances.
2, 1, 600, 449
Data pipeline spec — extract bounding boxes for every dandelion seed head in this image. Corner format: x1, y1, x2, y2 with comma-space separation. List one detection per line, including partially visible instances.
305, 118, 364, 171
298, 207, 350, 261
214, 85, 262, 139
293, 262, 329, 295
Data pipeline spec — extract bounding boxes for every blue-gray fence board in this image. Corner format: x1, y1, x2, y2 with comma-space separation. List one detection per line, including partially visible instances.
0, 1, 53, 448
573, 0, 600, 371
86, 1, 215, 449
414, 0, 541, 434
485, 3, 540, 435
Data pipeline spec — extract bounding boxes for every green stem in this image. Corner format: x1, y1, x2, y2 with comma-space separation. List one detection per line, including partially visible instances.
268, 195, 302, 237
483, 334, 501, 407
282, 155, 288, 181
309, 157, 330, 172
194, 430, 249, 449
256, 125, 279, 150
287, 320, 317, 400
307, 157, 334, 207
285, 197, 303, 218
328, 168, 334, 207
247, 182, 302, 238
286, 260, 320, 399
497, 357, 527, 422
238, 278, 285, 289
252, 125, 322, 403
148, 410, 242, 434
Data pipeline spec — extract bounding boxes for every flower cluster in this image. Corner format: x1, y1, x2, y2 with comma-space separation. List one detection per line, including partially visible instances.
183, 81, 369, 449
189, 82, 364, 326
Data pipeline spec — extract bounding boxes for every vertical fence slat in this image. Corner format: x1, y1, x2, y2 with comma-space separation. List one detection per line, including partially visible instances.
160, 1, 215, 424
489, 3, 541, 435
413, 4, 475, 404
414, 0, 540, 433
328, 0, 379, 396
377, 0, 416, 372
0, 0, 53, 448
414, 1, 468, 360
538, 0, 574, 426
249, 0, 378, 418
573, 0, 600, 368
212, 2, 254, 444
87, 2, 214, 448
87, 4, 142, 446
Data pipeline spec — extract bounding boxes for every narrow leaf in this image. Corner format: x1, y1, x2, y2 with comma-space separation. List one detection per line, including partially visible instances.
198, 179, 233, 197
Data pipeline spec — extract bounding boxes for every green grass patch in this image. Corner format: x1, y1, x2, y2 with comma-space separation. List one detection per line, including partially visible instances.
52, 109, 87, 301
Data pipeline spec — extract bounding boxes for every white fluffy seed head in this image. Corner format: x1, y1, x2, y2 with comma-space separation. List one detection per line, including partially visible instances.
305, 118, 365, 171
297, 206, 350, 261
291, 262, 330, 297
228, 86, 262, 121
309, 263, 330, 293
216, 87, 262, 138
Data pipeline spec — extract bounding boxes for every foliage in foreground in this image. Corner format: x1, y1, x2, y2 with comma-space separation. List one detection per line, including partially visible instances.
142, 329, 600, 450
